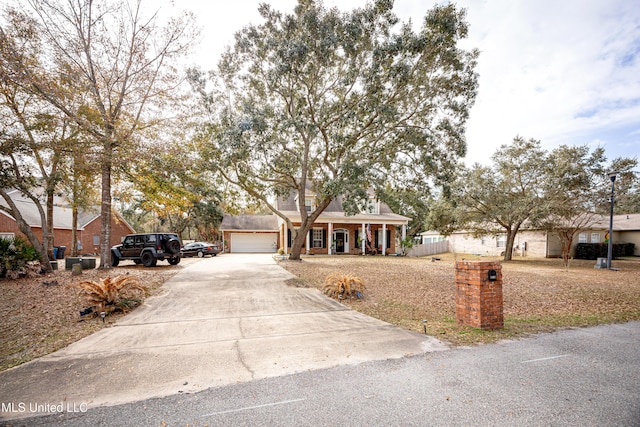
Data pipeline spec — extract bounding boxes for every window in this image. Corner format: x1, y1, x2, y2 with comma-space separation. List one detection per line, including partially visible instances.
0, 233, 15, 240
591, 233, 600, 243
93, 235, 100, 245
578, 233, 587, 244
496, 235, 506, 248
364, 199, 379, 214
312, 229, 323, 248
305, 198, 314, 212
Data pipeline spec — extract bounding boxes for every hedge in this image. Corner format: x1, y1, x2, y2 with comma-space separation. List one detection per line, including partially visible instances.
575, 243, 636, 260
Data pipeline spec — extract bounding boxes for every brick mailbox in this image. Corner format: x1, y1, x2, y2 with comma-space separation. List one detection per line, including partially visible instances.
455, 261, 504, 330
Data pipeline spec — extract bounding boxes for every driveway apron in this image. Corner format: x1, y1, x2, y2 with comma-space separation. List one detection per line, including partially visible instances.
0, 254, 445, 416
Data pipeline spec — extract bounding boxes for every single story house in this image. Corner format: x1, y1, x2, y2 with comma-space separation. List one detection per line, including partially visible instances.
221, 190, 410, 255
0, 189, 135, 255
444, 213, 640, 257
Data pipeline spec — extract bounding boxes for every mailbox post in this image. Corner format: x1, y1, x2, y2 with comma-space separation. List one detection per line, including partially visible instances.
455, 261, 504, 330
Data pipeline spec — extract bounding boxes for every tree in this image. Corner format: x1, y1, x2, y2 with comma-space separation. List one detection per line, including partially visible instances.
539, 145, 607, 267
193, 0, 479, 260
0, 8, 78, 271
1, 0, 197, 268
456, 137, 548, 261
122, 145, 224, 239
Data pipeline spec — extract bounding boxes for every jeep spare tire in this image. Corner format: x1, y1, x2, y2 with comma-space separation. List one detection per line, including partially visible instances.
166, 238, 181, 255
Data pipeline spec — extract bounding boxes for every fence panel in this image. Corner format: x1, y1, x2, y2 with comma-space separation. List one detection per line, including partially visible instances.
407, 241, 449, 257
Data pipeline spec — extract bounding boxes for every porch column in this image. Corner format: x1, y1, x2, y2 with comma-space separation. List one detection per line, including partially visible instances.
382, 223, 387, 256
305, 229, 310, 254
283, 222, 288, 255
328, 222, 333, 255
402, 224, 407, 243
362, 223, 366, 253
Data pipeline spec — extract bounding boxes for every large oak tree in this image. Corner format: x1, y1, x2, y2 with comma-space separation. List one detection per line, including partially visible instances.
193, 0, 479, 260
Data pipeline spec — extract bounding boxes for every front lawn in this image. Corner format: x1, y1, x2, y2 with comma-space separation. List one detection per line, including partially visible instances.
279, 254, 640, 346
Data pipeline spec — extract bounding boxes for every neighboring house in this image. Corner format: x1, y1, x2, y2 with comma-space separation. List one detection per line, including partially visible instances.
445, 213, 640, 258
0, 189, 135, 255
416, 230, 447, 245
220, 214, 279, 253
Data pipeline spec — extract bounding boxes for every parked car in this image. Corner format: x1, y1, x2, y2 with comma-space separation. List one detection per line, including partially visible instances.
181, 242, 221, 258
111, 233, 182, 267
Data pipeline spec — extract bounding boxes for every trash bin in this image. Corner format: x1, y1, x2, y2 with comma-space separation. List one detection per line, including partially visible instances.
57, 246, 66, 259
53, 247, 59, 259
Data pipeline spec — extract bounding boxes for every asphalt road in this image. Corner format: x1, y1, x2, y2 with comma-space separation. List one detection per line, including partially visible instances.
20, 321, 640, 426
1, 254, 638, 426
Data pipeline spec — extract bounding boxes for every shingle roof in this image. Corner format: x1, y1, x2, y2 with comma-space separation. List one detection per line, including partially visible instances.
275, 188, 407, 221
220, 214, 279, 231
591, 213, 640, 231
0, 189, 127, 230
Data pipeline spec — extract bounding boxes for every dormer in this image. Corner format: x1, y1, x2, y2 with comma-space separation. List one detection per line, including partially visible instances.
363, 197, 380, 214
295, 191, 316, 213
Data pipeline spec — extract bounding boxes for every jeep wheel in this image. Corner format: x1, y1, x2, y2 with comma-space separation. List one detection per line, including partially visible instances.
168, 257, 180, 265
166, 238, 181, 255
111, 253, 120, 267
141, 252, 157, 267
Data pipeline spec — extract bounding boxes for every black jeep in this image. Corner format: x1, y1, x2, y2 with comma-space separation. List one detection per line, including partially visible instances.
111, 233, 182, 267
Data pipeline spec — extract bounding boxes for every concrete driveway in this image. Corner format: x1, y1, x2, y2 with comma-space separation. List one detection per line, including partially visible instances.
0, 254, 445, 418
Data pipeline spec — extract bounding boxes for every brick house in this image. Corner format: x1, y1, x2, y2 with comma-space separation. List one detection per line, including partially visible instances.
221, 190, 410, 255
0, 189, 135, 256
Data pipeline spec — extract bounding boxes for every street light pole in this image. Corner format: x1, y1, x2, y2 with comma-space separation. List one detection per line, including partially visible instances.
606, 171, 618, 269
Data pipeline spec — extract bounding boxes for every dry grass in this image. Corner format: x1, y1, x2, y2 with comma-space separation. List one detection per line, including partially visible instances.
2, 254, 638, 372
280, 254, 640, 346
0, 259, 199, 372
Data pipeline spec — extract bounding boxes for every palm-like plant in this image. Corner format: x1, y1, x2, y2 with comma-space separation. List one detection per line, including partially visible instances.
74, 275, 147, 314
322, 273, 365, 300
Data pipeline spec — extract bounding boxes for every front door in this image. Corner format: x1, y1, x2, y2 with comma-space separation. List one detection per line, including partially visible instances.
335, 231, 345, 253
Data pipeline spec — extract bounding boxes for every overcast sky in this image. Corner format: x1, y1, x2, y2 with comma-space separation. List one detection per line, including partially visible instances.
169, 0, 640, 166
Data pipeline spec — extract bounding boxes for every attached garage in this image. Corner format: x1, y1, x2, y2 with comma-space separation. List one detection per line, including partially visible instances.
220, 214, 280, 254
230, 232, 277, 253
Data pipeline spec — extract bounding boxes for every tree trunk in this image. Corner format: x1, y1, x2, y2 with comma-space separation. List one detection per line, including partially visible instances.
503, 228, 517, 261
289, 227, 306, 260
46, 188, 55, 261
98, 142, 112, 269
71, 205, 78, 257
0, 191, 52, 272
559, 231, 575, 269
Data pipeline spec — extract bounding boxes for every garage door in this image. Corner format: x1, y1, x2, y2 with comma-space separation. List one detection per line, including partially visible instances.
230, 233, 277, 253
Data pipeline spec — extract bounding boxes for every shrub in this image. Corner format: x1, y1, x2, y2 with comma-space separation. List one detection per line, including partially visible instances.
74, 275, 148, 315
0, 236, 40, 279
575, 243, 636, 260
323, 273, 366, 300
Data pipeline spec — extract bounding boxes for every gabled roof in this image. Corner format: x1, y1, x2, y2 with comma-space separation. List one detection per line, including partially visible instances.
275, 189, 410, 224
590, 213, 640, 231
0, 189, 132, 231
429, 213, 640, 236
220, 214, 279, 231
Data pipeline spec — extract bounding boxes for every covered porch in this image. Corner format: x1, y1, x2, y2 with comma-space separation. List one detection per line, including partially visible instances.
278, 215, 409, 256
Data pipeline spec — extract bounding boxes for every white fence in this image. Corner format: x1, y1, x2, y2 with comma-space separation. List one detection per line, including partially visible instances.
407, 241, 449, 257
